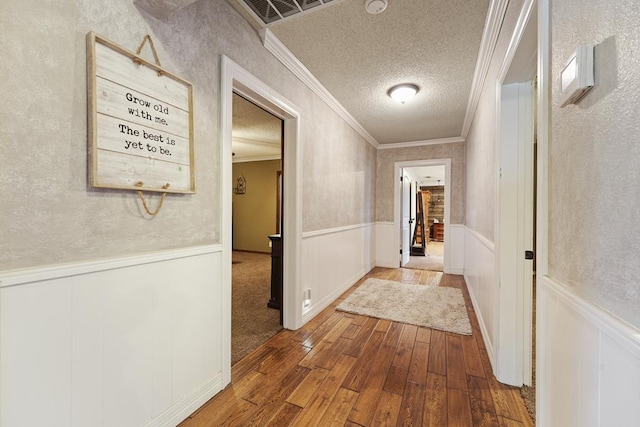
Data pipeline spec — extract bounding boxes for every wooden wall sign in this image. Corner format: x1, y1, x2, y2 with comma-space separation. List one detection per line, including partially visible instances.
87, 32, 195, 193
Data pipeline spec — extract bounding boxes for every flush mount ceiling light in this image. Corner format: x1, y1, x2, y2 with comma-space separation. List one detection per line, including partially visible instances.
388, 83, 419, 104
365, 0, 388, 14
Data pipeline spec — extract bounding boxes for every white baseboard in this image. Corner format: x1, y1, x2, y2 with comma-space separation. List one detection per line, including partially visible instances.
301, 268, 365, 325
148, 374, 223, 427
537, 275, 640, 426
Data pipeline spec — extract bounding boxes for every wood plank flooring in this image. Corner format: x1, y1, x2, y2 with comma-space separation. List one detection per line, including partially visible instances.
179, 267, 533, 426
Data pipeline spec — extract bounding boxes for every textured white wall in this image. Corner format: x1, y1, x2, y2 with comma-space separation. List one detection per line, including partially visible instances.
464, 0, 525, 241
0, 0, 375, 270
549, 0, 640, 328
375, 143, 466, 223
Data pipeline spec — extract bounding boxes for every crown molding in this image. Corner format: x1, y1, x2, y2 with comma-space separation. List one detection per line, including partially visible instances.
232, 136, 280, 147
377, 136, 465, 150
260, 28, 379, 149
461, 0, 510, 138
232, 154, 281, 163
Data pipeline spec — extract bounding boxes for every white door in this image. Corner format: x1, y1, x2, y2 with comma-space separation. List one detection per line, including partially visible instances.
401, 170, 411, 266
497, 80, 534, 386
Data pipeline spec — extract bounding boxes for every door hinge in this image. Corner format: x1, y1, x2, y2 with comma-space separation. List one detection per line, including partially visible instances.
525, 250, 534, 260
400, 249, 403, 254
400, 176, 403, 181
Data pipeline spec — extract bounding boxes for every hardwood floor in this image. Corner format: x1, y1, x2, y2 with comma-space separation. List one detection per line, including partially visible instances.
179, 267, 533, 426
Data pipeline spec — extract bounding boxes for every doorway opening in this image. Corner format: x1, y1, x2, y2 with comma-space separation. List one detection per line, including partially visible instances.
230, 93, 283, 364
405, 165, 446, 272
394, 159, 451, 273
494, 1, 537, 412
221, 55, 302, 384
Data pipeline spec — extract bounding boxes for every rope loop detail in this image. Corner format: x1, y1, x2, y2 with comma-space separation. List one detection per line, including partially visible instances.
132, 34, 163, 77
135, 182, 170, 216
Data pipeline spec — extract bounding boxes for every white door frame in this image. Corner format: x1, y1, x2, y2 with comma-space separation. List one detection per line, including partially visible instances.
494, 0, 537, 387
220, 56, 302, 385
394, 159, 451, 272
401, 169, 411, 266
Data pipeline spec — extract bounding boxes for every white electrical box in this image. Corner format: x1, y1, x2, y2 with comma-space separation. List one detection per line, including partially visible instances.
559, 45, 595, 107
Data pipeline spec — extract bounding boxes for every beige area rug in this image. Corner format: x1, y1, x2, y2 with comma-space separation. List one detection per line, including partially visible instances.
232, 251, 282, 365
336, 278, 472, 335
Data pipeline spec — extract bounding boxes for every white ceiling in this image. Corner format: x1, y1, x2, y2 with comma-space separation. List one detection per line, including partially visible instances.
406, 165, 446, 187
232, 0, 490, 145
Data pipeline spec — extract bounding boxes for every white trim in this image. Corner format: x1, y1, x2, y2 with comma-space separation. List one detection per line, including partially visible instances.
220, 56, 303, 389
376, 221, 395, 226
260, 29, 379, 149
300, 223, 374, 325
492, 0, 536, 387
0, 245, 221, 288
465, 226, 495, 251
461, 0, 510, 138
232, 155, 281, 163
377, 136, 465, 150
301, 268, 364, 325
447, 224, 466, 275
463, 225, 497, 371
536, 0, 550, 278
538, 275, 640, 426
393, 159, 452, 273
496, 0, 537, 82
232, 136, 280, 147
302, 222, 374, 239
536, 0, 550, 421
0, 249, 223, 427
465, 273, 496, 369
540, 276, 640, 358
145, 375, 223, 427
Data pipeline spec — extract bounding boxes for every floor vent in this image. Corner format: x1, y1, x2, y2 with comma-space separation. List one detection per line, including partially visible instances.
238, 0, 342, 25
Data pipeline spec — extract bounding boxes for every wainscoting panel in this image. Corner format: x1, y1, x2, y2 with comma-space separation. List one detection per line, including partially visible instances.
538, 276, 640, 426
463, 227, 497, 367
301, 223, 375, 323
0, 246, 224, 427
447, 224, 465, 274
376, 222, 465, 274
374, 222, 398, 268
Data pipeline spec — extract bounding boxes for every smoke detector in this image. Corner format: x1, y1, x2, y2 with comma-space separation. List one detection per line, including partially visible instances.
365, 0, 388, 14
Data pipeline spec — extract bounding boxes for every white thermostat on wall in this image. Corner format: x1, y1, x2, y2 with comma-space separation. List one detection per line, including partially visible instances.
559, 45, 594, 107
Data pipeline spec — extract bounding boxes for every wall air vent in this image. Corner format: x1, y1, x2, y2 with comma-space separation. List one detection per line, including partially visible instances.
238, 0, 343, 26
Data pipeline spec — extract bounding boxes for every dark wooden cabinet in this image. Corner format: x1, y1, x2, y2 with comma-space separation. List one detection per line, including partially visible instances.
267, 234, 283, 324
432, 223, 444, 242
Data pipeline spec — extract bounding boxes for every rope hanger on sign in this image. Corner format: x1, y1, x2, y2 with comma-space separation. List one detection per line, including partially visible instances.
133, 34, 163, 76
132, 34, 170, 216
136, 182, 170, 216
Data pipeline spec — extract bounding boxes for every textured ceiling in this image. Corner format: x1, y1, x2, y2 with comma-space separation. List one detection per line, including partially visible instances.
232, 93, 282, 162
261, 0, 490, 144
407, 165, 446, 187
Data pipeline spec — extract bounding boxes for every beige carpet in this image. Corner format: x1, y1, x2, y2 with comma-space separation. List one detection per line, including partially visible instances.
232, 251, 282, 365
336, 278, 472, 335
404, 241, 444, 271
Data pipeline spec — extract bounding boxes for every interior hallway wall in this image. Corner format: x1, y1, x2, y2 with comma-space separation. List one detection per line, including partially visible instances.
375, 143, 465, 224
465, 0, 526, 241
0, 0, 376, 425
549, 0, 640, 329
0, 0, 376, 272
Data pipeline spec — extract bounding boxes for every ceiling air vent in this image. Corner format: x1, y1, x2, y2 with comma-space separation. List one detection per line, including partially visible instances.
238, 0, 341, 26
